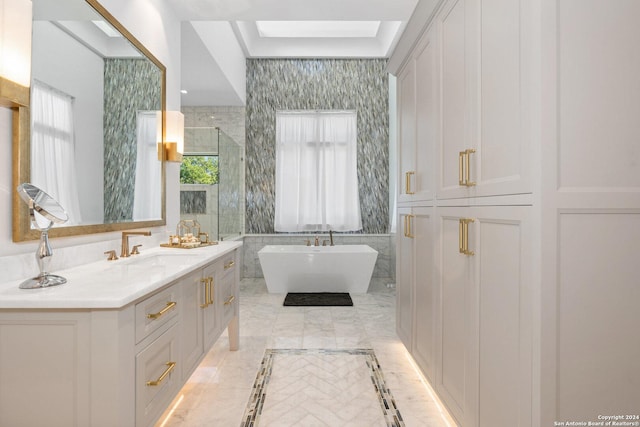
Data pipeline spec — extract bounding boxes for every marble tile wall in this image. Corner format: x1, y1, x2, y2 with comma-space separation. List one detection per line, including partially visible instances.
103, 58, 162, 222
242, 234, 393, 280
245, 59, 390, 235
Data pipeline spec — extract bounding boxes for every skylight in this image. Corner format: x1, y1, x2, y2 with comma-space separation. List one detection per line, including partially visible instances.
92, 20, 121, 38
255, 21, 382, 38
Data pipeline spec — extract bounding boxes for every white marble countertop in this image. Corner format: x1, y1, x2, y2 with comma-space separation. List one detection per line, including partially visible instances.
0, 241, 242, 310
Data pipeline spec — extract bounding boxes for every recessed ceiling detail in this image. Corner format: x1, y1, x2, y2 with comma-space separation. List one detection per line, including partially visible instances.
255, 21, 382, 38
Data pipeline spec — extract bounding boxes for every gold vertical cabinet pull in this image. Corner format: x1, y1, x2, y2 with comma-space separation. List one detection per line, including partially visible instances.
146, 301, 177, 319
406, 214, 415, 238
146, 361, 176, 386
224, 260, 235, 270
200, 277, 214, 308
405, 171, 416, 195
224, 295, 236, 305
458, 218, 475, 256
403, 215, 415, 238
458, 149, 477, 187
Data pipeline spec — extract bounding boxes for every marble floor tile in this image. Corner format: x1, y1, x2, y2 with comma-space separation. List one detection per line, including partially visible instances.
157, 277, 456, 427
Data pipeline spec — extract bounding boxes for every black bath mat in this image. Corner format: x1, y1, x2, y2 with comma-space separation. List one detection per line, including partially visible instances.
283, 292, 353, 307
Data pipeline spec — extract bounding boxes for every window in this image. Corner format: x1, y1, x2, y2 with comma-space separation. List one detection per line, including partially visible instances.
30, 80, 83, 225
180, 155, 219, 185
275, 110, 361, 232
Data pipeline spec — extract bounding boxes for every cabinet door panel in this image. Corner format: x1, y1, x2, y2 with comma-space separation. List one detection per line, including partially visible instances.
180, 270, 204, 380
438, 0, 468, 199
396, 209, 414, 348
203, 263, 221, 349
474, 207, 532, 427
414, 31, 437, 202
412, 208, 436, 382
398, 63, 416, 203
477, 0, 526, 191
438, 210, 472, 423
556, 212, 640, 420
557, 0, 640, 190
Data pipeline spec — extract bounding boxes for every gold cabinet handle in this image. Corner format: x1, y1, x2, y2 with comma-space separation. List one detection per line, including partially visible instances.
406, 214, 415, 239
405, 171, 416, 195
224, 295, 236, 306
200, 278, 210, 308
459, 218, 475, 256
403, 215, 407, 237
224, 260, 235, 270
146, 301, 177, 319
146, 361, 176, 386
464, 149, 476, 187
459, 149, 477, 187
208, 277, 214, 305
200, 277, 214, 308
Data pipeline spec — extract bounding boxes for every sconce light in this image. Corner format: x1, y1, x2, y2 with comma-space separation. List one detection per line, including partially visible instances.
158, 111, 184, 162
0, 0, 32, 107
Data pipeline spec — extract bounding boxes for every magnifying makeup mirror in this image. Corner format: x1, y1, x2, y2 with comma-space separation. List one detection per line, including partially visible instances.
17, 183, 69, 289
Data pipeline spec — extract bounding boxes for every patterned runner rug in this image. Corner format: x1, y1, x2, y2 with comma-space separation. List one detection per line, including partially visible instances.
241, 348, 404, 427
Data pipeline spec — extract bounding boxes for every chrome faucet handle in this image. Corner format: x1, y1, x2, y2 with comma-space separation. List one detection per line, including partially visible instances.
131, 244, 142, 255
104, 250, 118, 261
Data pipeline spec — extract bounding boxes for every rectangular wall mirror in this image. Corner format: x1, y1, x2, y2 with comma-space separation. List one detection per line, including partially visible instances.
12, 0, 167, 242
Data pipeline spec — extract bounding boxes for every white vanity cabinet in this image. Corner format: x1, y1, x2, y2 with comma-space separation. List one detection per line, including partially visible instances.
397, 26, 437, 204
435, 0, 532, 201
392, 0, 640, 425
0, 244, 241, 427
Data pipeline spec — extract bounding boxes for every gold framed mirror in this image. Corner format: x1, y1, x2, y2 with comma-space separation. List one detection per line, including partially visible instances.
12, 0, 167, 242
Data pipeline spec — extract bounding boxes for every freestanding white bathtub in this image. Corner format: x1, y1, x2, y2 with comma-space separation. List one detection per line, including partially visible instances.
258, 245, 378, 293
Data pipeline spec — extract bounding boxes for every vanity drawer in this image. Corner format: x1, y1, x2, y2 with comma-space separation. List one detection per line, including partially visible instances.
136, 323, 180, 427
217, 271, 237, 327
220, 251, 237, 278
135, 284, 180, 344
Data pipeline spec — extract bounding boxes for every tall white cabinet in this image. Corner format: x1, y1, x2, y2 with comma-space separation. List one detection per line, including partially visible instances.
391, 0, 640, 426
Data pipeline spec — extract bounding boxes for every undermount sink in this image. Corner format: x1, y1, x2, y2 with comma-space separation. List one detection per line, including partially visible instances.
119, 252, 198, 267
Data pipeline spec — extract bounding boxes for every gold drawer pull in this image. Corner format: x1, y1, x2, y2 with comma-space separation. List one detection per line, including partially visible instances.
224, 260, 235, 270
146, 301, 177, 319
146, 361, 176, 386
224, 295, 235, 305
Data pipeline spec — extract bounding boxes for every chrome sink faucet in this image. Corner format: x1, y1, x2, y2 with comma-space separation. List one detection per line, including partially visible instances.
329, 229, 334, 246
121, 231, 151, 257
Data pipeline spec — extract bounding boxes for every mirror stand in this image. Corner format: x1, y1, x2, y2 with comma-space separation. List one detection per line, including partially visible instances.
17, 183, 69, 289
20, 227, 67, 289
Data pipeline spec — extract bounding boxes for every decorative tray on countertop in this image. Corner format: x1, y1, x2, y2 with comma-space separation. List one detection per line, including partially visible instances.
160, 242, 219, 249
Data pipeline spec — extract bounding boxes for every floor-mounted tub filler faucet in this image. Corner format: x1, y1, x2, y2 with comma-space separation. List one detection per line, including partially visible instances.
121, 231, 151, 257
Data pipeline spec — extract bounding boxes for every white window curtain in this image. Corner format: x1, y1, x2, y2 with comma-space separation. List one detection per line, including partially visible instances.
275, 110, 362, 232
133, 111, 162, 220
30, 80, 83, 225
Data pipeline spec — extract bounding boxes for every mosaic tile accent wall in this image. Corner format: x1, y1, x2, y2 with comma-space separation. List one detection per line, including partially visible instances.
103, 58, 162, 222
180, 191, 207, 214
245, 59, 389, 234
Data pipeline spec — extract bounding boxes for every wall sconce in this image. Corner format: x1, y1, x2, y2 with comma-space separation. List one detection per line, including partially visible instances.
0, 0, 32, 107
158, 111, 184, 162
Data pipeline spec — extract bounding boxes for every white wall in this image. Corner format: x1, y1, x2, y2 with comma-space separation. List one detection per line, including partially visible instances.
0, 0, 181, 268
32, 21, 105, 223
